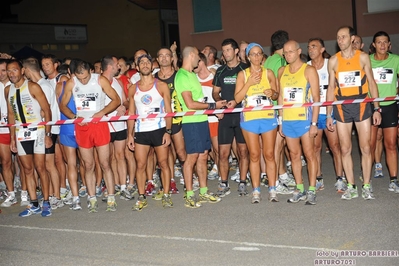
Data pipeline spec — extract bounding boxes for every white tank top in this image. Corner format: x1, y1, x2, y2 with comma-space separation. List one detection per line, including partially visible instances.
38, 78, 60, 134
308, 58, 329, 115
134, 79, 166, 132
72, 73, 105, 119
105, 77, 126, 132
0, 81, 11, 134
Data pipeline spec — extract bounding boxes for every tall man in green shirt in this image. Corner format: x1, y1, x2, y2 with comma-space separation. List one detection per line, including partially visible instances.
175, 46, 226, 208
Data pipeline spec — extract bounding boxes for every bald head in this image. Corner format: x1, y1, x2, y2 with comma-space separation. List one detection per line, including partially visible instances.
283, 40, 302, 64
182, 46, 197, 58
284, 40, 300, 50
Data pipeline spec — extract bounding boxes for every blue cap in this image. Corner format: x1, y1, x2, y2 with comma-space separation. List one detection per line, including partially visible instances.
246, 43, 264, 57
137, 54, 152, 64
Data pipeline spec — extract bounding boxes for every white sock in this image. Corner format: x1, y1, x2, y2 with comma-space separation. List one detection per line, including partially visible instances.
60, 187, 67, 194
121, 184, 126, 191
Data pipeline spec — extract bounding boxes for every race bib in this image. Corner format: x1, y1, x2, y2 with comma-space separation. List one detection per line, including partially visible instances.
76, 96, 97, 111
338, 71, 361, 88
372, 67, 394, 84
17, 128, 37, 142
283, 87, 304, 103
246, 95, 272, 107
142, 107, 160, 121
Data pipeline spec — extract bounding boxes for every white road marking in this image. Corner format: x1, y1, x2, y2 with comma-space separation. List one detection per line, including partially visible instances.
233, 247, 260, 251
0, 224, 339, 252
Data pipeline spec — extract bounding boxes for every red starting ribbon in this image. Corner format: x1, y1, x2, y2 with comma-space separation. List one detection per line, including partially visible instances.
2, 96, 398, 128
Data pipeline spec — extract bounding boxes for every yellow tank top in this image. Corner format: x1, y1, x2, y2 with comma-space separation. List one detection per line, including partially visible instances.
280, 63, 311, 121
242, 67, 275, 121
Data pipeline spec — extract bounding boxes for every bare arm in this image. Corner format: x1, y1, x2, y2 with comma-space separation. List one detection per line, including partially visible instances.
158, 81, 172, 130
5, 86, 17, 152
266, 69, 279, 101
277, 66, 286, 118
305, 65, 320, 123
212, 85, 222, 101
96, 75, 121, 117
170, 41, 179, 70
326, 55, 337, 131
29, 82, 52, 133
360, 52, 381, 125
59, 79, 76, 119
127, 85, 136, 151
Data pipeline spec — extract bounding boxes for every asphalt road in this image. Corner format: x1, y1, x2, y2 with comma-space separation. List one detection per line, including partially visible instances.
1, 136, 398, 266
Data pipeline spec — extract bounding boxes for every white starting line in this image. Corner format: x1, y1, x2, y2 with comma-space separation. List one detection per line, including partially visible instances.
0, 224, 338, 253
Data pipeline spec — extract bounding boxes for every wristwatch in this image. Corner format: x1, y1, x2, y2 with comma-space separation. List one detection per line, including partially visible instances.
45, 132, 52, 137
374, 107, 382, 113
311, 122, 318, 127
165, 129, 172, 135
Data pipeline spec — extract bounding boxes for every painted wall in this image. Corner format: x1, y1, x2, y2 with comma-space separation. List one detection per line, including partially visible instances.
177, 0, 399, 55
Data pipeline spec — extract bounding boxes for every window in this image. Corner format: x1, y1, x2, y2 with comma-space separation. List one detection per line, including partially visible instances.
192, 0, 222, 33
42, 44, 58, 51
65, 44, 80, 51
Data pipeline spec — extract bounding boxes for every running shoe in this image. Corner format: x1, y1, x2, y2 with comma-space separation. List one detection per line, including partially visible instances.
279, 176, 296, 188
20, 191, 29, 206
251, 191, 261, 204
1, 194, 17, 207
132, 195, 148, 211
217, 182, 231, 197
50, 197, 64, 210
362, 186, 375, 200
341, 186, 358, 200
79, 186, 88, 198
14, 176, 21, 191
301, 156, 307, 166
106, 198, 117, 212
237, 182, 248, 196
276, 183, 294, 194
287, 190, 307, 203
41, 201, 52, 217
230, 169, 240, 181
184, 195, 201, 208
152, 190, 164, 201
335, 178, 347, 193
193, 177, 200, 191
374, 163, 384, 178
115, 184, 121, 195
70, 199, 82, 211
286, 161, 292, 174
174, 165, 183, 179
180, 176, 185, 185
268, 189, 278, 202
305, 190, 316, 205
95, 186, 103, 197
88, 197, 98, 213
145, 181, 155, 196
19, 204, 41, 217
170, 179, 179, 194
260, 174, 268, 187
127, 184, 137, 196
162, 193, 173, 208
198, 192, 221, 203
316, 177, 325, 191
120, 189, 133, 200
62, 190, 73, 205
208, 164, 218, 180
388, 180, 399, 192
